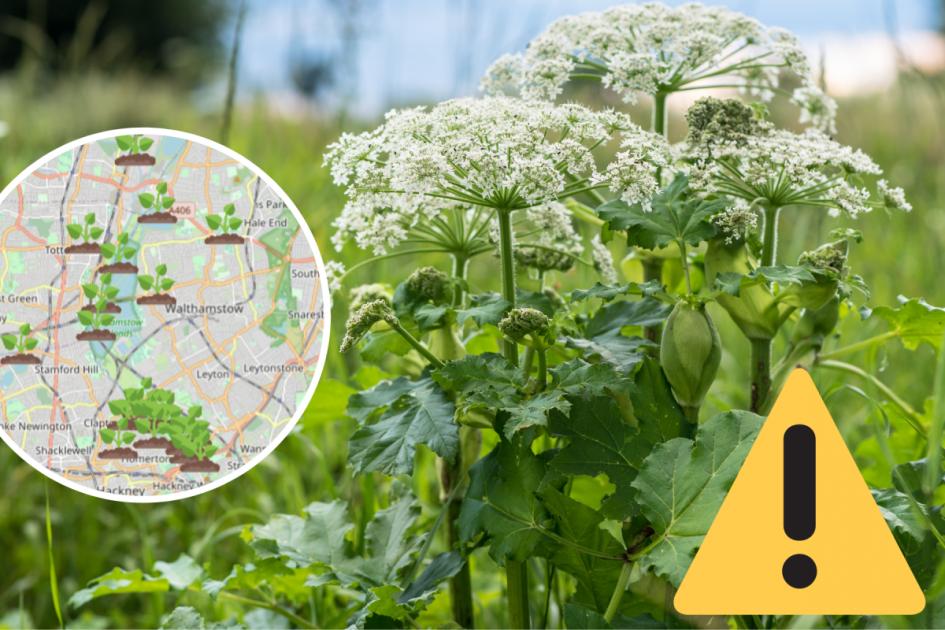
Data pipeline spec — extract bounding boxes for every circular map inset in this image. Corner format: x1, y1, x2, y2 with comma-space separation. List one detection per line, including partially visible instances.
0, 128, 329, 501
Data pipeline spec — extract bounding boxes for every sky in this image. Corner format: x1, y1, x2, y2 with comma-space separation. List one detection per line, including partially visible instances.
237, 0, 943, 115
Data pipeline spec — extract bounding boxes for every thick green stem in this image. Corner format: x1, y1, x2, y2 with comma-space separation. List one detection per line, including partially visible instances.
496, 206, 530, 628
451, 253, 469, 308
681, 404, 699, 438
537, 348, 547, 390
642, 259, 663, 344
760, 205, 781, 267
604, 562, 633, 623
642, 92, 669, 344
506, 560, 531, 629
388, 320, 444, 368
748, 206, 780, 414
443, 252, 475, 628
750, 337, 772, 413
497, 208, 519, 364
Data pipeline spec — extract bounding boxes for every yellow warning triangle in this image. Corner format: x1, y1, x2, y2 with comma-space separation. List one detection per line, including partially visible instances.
674, 368, 924, 615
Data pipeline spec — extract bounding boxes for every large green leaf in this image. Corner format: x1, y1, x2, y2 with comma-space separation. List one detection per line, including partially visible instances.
714, 265, 817, 296
349, 375, 458, 474
597, 175, 723, 249
870, 296, 945, 351
432, 353, 521, 412
456, 293, 510, 326
548, 396, 641, 520
540, 487, 624, 613
584, 298, 671, 339
548, 358, 681, 520
631, 410, 762, 586
570, 280, 662, 303
459, 438, 551, 562
250, 500, 352, 567
69, 568, 169, 609
435, 356, 627, 439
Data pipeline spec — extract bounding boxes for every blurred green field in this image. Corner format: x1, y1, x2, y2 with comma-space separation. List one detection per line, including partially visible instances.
0, 70, 943, 629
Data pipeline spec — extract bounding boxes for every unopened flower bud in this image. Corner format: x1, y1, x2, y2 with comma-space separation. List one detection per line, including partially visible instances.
498, 307, 551, 344
660, 302, 721, 408
349, 283, 392, 312
406, 266, 450, 304
686, 97, 761, 147
340, 299, 397, 352
798, 240, 847, 275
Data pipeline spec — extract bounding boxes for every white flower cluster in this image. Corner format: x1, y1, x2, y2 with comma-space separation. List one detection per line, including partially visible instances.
324, 260, 346, 293
686, 125, 905, 218
712, 199, 758, 244
326, 96, 663, 253
481, 2, 836, 131
509, 202, 586, 272
591, 235, 618, 284
597, 126, 671, 207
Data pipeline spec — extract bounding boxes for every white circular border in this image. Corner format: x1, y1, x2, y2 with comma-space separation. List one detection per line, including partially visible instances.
0, 127, 332, 503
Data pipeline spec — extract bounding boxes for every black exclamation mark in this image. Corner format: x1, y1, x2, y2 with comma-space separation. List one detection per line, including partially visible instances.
782, 424, 817, 588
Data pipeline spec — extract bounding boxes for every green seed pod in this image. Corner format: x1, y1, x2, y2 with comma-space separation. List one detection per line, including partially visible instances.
704, 238, 781, 340
660, 301, 722, 408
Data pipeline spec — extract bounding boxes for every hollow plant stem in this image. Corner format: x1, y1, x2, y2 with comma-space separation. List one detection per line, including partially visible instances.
749, 205, 781, 412
643, 91, 669, 343
749, 337, 772, 413
496, 205, 530, 628
387, 320, 444, 368
497, 208, 519, 363
444, 252, 475, 628
760, 205, 781, 267
536, 347, 547, 390
681, 404, 699, 438
451, 252, 469, 308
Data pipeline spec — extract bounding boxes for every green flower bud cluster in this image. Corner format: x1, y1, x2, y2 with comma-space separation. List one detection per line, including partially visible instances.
406, 266, 451, 304
660, 302, 722, 409
798, 239, 848, 275
498, 308, 552, 345
686, 97, 763, 148
514, 246, 575, 273
349, 283, 392, 312
340, 299, 397, 353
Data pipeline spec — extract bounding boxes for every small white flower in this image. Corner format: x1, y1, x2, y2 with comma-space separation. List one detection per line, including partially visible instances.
877, 179, 912, 213
324, 260, 346, 293
591, 235, 618, 284
712, 199, 758, 244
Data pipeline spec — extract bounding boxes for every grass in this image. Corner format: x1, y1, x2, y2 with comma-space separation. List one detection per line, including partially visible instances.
0, 70, 943, 628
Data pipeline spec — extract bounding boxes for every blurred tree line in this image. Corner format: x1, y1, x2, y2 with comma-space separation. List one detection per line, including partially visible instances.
0, 0, 229, 84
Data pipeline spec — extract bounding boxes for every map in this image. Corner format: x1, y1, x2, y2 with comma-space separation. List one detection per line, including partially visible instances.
0, 129, 329, 501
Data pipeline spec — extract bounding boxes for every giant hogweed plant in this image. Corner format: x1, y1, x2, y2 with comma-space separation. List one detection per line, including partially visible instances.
69, 4, 944, 629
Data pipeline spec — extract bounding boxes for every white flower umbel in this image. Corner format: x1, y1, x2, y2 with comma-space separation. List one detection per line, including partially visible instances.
481, 2, 836, 131
682, 97, 908, 265
325, 96, 659, 213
